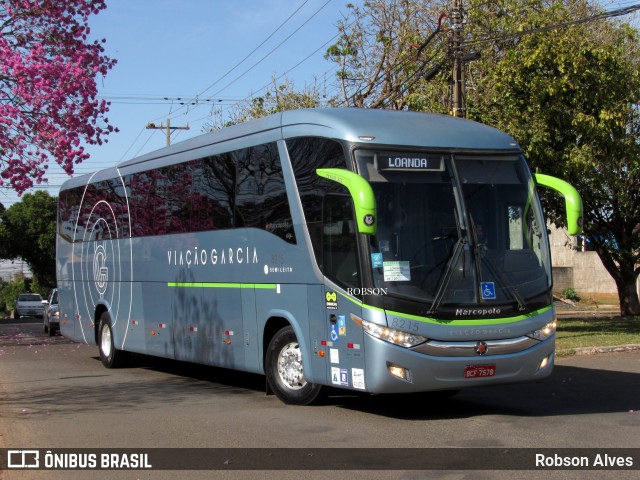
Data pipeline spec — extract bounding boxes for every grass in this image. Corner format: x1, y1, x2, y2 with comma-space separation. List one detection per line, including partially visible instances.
555, 316, 640, 355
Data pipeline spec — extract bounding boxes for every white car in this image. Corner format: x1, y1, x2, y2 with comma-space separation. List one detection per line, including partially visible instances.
43, 288, 59, 336
14, 293, 44, 319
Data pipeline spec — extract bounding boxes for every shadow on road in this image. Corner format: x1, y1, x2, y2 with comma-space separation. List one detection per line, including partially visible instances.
2, 317, 638, 420
328, 363, 640, 419
2, 347, 638, 421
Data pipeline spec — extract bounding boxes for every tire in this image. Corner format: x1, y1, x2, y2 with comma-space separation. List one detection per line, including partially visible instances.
44, 320, 49, 334
47, 323, 55, 337
265, 326, 322, 405
98, 312, 127, 368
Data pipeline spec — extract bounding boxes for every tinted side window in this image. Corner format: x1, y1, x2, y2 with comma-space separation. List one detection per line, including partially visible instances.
60, 143, 294, 241
287, 137, 348, 267
129, 169, 160, 236
237, 143, 295, 243
198, 152, 235, 231
323, 194, 361, 288
156, 161, 195, 235
58, 187, 83, 240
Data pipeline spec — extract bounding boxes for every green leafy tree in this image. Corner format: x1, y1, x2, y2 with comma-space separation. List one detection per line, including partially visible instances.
327, 0, 640, 315
465, 0, 640, 315
0, 191, 57, 288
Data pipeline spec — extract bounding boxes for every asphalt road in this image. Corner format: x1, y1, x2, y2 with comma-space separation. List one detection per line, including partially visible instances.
0, 317, 639, 480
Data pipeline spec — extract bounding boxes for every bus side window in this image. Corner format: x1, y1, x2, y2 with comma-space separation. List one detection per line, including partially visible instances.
287, 137, 349, 270
322, 194, 361, 289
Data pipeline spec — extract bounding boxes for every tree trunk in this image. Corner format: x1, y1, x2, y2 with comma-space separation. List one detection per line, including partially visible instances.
616, 277, 640, 316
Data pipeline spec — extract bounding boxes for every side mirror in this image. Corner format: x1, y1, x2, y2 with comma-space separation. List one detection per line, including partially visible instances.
534, 173, 583, 235
316, 168, 377, 235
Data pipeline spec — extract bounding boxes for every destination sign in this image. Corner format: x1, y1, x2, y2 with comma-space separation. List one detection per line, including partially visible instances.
377, 153, 444, 171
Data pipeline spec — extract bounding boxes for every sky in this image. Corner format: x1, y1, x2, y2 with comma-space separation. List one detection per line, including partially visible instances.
0, 0, 638, 210
0, 0, 358, 208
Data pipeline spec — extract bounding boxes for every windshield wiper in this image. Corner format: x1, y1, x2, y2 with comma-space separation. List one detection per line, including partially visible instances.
429, 210, 465, 315
470, 220, 527, 311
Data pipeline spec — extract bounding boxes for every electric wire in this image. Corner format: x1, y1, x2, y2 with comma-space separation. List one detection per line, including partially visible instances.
167, 0, 333, 125
461, 3, 640, 48
162, 0, 332, 125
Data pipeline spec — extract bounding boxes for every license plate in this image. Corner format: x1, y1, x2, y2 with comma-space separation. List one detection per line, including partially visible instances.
464, 364, 496, 378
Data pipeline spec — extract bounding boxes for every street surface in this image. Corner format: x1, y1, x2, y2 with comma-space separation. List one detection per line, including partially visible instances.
0, 317, 638, 480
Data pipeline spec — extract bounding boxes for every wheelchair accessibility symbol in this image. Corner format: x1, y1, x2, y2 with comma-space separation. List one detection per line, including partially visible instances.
330, 324, 340, 342
481, 282, 496, 300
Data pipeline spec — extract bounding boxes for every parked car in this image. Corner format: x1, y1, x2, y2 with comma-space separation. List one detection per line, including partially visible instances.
43, 288, 59, 336
13, 293, 44, 319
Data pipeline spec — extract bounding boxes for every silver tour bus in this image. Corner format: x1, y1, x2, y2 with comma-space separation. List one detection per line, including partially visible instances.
56, 108, 582, 405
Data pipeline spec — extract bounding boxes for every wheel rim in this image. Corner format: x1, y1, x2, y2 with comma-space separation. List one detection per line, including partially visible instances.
100, 323, 112, 358
276, 341, 306, 390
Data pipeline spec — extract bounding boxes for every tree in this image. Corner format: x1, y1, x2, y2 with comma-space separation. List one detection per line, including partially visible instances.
0, 0, 117, 194
325, 0, 449, 111
465, 0, 640, 315
0, 190, 57, 288
208, 77, 326, 129
326, 0, 640, 315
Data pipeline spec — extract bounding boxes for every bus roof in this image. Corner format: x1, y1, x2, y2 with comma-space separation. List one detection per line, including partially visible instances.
61, 108, 520, 190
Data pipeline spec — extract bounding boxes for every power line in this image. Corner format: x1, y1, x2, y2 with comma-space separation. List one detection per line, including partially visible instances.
341, 10, 447, 108
462, 3, 640, 48
97, 95, 242, 105
112, 1, 335, 160
160, 0, 320, 124
189, 29, 346, 125
193, 0, 311, 98
201, 1, 334, 103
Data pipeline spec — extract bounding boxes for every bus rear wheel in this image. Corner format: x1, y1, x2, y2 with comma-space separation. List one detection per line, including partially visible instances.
266, 326, 321, 405
98, 312, 127, 368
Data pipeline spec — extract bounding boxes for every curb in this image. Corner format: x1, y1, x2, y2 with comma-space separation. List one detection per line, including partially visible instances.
557, 344, 640, 357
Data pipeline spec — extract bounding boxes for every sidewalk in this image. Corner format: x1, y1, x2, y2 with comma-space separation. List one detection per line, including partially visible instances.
554, 298, 620, 318
553, 299, 640, 356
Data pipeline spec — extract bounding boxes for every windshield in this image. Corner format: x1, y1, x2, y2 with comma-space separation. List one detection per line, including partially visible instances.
355, 150, 551, 311
18, 294, 42, 302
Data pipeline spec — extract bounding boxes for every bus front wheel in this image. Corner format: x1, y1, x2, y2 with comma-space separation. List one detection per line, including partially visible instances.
266, 326, 321, 405
98, 312, 127, 368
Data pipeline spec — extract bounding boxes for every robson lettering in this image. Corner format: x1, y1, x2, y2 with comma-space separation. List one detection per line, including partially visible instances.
347, 287, 388, 296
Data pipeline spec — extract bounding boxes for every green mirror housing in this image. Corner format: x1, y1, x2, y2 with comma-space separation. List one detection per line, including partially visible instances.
316, 168, 377, 235
534, 173, 583, 235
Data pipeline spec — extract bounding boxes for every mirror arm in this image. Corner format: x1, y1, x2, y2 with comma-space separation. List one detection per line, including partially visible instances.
534, 173, 583, 235
316, 168, 377, 235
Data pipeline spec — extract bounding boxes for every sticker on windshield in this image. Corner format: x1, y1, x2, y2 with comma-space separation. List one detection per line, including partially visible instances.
481, 282, 496, 300
371, 253, 383, 268
383, 261, 411, 282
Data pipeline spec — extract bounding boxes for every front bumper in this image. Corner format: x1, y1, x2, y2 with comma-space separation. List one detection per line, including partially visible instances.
362, 334, 555, 394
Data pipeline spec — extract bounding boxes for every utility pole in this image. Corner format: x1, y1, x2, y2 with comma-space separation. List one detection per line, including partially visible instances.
146, 118, 189, 146
450, 0, 465, 118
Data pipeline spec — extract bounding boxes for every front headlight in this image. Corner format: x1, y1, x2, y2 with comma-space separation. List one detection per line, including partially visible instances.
527, 319, 557, 341
361, 319, 427, 348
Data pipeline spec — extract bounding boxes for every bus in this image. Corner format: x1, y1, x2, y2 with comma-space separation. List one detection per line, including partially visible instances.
56, 108, 582, 405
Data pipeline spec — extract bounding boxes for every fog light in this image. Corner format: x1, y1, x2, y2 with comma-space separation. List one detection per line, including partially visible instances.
538, 354, 553, 371
387, 363, 412, 383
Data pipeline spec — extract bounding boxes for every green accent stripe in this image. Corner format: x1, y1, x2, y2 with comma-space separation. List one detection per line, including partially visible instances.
168, 283, 552, 325
337, 291, 553, 326
168, 282, 278, 290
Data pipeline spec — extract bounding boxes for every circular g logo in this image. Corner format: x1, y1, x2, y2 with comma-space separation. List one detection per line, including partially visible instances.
94, 242, 108, 297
